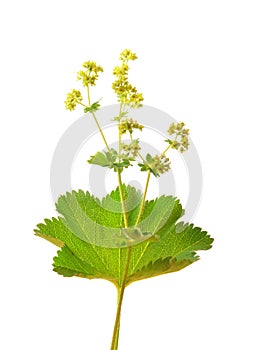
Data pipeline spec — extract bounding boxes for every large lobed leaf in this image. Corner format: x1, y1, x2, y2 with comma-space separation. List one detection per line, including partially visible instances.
35, 185, 213, 287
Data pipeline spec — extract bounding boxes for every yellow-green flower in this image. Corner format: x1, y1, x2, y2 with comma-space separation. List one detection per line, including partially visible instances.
121, 139, 141, 158
77, 61, 103, 87
119, 118, 144, 135
145, 154, 171, 176
113, 65, 129, 76
112, 49, 144, 108
64, 89, 83, 111
120, 49, 137, 62
167, 122, 190, 152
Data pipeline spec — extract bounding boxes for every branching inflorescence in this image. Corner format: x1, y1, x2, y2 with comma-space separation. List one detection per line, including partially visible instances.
64, 49, 189, 183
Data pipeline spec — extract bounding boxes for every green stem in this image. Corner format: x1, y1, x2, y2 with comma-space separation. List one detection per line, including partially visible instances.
111, 167, 151, 349
111, 113, 176, 349
85, 86, 110, 151
110, 104, 132, 350
161, 132, 179, 155
91, 111, 110, 151
135, 170, 151, 225
137, 150, 147, 164
110, 247, 132, 350
116, 104, 128, 228
118, 112, 122, 161
129, 132, 146, 164
86, 85, 91, 105
117, 169, 128, 228
113, 324, 120, 350
134, 131, 175, 225
161, 143, 171, 156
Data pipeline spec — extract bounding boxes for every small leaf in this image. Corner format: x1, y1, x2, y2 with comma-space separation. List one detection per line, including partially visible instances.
88, 151, 112, 167
112, 111, 128, 121
88, 149, 132, 171
84, 100, 101, 114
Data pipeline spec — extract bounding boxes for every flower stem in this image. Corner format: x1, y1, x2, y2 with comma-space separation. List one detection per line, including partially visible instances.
92, 111, 110, 151
86, 86, 110, 151
110, 104, 132, 350
112, 169, 151, 350
117, 169, 128, 228
135, 170, 151, 225
161, 132, 179, 155
110, 247, 132, 350
116, 104, 129, 228
134, 138, 174, 224
161, 143, 171, 156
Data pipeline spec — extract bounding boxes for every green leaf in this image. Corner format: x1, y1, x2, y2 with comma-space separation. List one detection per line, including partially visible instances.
35, 186, 213, 287
88, 150, 114, 167
138, 153, 160, 177
127, 256, 199, 284
84, 100, 101, 114
53, 245, 97, 278
88, 149, 132, 171
112, 111, 128, 121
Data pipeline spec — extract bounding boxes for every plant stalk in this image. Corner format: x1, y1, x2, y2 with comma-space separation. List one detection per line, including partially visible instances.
135, 170, 151, 225
161, 143, 171, 155
117, 109, 129, 228
111, 167, 150, 349
112, 125, 172, 349
110, 104, 132, 349
86, 86, 110, 151
134, 137, 174, 224
110, 247, 132, 350
117, 170, 129, 228
91, 111, 110, 151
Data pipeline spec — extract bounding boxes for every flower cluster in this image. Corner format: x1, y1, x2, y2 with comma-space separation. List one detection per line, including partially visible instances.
148, 154, 171, 175
121, 139, 141, 158
119, 118, 144, 135
64, 89, 83, 111
112, 49, 144, 108
139, 153, 171, 177
167, 122, 190, 153
120, 49, 138, 62
77, 60, 104, 87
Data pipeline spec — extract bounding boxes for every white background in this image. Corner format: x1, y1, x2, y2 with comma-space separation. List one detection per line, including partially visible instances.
1, 1, 254, 349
